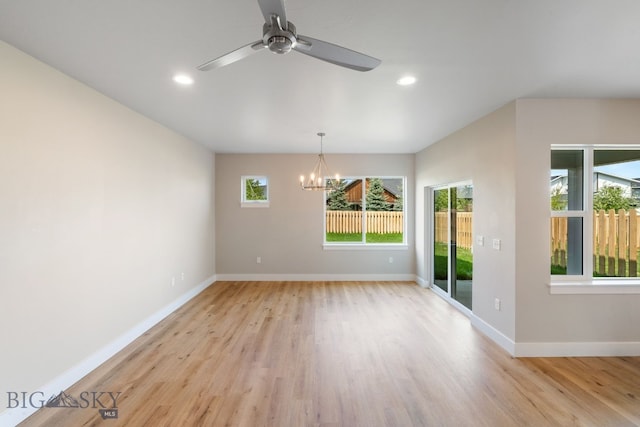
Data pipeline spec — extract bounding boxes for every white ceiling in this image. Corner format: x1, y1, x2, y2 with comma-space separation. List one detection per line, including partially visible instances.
2, 0, 640, 154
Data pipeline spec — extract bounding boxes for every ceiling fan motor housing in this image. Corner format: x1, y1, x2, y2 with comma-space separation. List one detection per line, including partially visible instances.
263, 19, 297, 54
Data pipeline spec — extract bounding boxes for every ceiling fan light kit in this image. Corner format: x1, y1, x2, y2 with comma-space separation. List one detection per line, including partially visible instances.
300, 132, 339, 192
197, 0, 381, 72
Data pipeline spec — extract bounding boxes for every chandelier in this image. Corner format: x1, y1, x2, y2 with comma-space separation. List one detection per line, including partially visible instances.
299, 132, 339, 191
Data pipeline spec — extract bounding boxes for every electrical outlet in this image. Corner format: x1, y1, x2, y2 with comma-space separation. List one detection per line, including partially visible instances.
181, 272, 185, 281
257, 256, 261, 264
171, 277, 175, 287
494, 298, 501, 311
389, 257, 394, 264
476, 235, 484, 246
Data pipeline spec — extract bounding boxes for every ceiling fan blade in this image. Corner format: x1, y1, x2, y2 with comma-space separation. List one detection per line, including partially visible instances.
197, 40, 264, 71
294, 35, 381, 72
258, 0, 288, 29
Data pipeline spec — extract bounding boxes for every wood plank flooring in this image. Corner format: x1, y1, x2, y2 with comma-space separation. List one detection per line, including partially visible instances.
19, 281, 640, 426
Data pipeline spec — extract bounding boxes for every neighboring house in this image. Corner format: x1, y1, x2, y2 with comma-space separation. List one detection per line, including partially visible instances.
549, 174, 565, 195
551, 171, 640, 203
593, 172, 640, 197
632, 178, 640, 200
339, 179, 400, 210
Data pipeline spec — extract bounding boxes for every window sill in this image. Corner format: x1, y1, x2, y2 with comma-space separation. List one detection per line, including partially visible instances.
549, 281, 640, 294
323, 243, 408, 251
241, 202, 270, 208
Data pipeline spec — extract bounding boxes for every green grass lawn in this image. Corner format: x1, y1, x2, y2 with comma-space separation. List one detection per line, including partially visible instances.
551, 264, 623, 277
326, 233, 404, 243
552, 265, 609, 276
434, 242, 473, 280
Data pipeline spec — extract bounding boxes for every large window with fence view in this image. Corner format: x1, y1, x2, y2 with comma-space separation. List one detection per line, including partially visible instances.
551, 147, 640, 280
325, 177, 404, 244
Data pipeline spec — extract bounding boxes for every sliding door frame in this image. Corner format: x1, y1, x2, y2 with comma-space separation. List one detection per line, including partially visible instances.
430, 180, 473, 315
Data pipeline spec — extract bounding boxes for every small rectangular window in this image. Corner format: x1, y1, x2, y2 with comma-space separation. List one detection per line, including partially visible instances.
241, 176, 269, 207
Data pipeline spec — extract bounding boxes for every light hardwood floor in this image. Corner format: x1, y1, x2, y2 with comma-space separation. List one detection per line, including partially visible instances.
19, 281, 640, 426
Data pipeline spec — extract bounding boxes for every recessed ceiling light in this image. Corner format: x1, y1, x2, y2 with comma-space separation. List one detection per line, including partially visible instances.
397, 76, 417, 86
173, 74, 194, 85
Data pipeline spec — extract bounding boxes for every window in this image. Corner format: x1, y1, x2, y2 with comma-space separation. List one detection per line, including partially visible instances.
550, 150, 584, 276
241, 176, 269, 207
324, 176, 405, 246
550, 147, 640, 292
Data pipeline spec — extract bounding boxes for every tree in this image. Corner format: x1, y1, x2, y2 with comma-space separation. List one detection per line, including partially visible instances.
434, 189, 449, 212
457, 197, 472, 212
550, 187, 567, 210
366, 178, 390, 211
245, 179, 265, 200
327, 179, 352, 210
392, 190, 403, 211
593, 185, 635, 211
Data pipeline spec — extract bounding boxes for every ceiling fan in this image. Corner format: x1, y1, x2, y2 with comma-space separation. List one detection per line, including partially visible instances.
197, 0, 381, 72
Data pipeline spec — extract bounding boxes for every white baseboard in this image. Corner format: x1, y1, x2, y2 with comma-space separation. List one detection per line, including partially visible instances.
469, 314, 517, 356
470, 313, 640, 357
215, 274, 417, 282
466, 309, 640, 358
0, 274, 216, 427
415, 276, 429, 287
513, 341, 640, 357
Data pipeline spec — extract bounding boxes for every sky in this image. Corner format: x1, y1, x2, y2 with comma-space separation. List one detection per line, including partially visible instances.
595, 160, 640, 179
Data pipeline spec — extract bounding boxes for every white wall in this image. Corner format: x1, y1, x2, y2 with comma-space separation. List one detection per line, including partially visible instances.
515, 99, 640, 345
416, 99, 640, 355
215, 153, 415, 278
0, 41, 216, 402
415, 103, 517, 341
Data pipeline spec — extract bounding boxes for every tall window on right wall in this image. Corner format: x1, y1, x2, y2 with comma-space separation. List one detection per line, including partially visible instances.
551, 147, 640, 282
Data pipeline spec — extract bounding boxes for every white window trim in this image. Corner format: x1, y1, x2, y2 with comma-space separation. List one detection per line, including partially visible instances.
550, 145, 640, 294
323, 176, 407, 248
241, 175, 270, 208
323, 243, 409, 251
549, 281, 640, 294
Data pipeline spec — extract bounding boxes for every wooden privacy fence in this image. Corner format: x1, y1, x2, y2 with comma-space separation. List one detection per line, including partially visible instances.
326, 211, 403, 234
551, 209, 639, 276
433, 212, 473, 250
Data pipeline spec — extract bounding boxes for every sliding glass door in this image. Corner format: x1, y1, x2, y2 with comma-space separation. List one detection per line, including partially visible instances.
432, 183, 473, 310
433, 188, 450, 293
